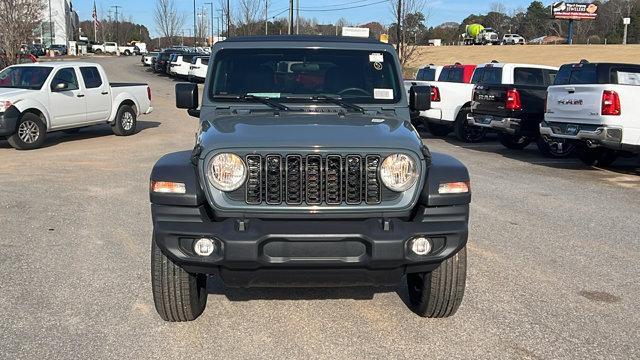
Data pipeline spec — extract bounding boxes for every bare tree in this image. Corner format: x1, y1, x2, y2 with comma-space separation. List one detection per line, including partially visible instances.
154, 0, 185, 47
196, 6, 209, 44
237, 0, 263, 35
0, 0, 44, 66
389, 0, 427, 66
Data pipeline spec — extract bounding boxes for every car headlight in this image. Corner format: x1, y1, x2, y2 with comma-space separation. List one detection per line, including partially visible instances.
380, 154, 418, 192
206, 153, 247, 191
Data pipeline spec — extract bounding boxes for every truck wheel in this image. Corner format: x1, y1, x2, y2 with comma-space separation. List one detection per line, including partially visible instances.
124, 50, 131, 56
579, 148, 619, 166
151, 237, 208, 322
7, 113, 47, 150
406, 246, 467, 318
111, 105, 137, 136
454, 109, 486, 143
498, 133, 532, 150
94, 49, 102, 55
427, 123, 451, 137
536, 136, 576, 158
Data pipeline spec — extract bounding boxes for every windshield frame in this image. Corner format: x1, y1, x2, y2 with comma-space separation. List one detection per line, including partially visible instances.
0, 65, 54, 90
206, 46, 404, 107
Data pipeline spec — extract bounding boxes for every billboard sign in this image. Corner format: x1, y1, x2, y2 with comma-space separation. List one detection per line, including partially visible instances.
552, 2, 598, 20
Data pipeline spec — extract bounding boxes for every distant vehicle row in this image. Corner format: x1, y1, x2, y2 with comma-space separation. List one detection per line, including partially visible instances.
142, 48, 210, 83
407, 60, 640, 164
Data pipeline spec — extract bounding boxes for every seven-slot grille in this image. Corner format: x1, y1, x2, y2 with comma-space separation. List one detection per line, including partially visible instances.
244, 154, 383, 206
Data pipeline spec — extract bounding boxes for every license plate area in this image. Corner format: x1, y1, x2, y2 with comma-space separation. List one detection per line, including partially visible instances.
262, 239, 367, 264
478, 115, 493, 125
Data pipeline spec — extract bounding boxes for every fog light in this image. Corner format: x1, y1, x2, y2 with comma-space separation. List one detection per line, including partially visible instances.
410, 237, 432, 256
194, 238, 216, 256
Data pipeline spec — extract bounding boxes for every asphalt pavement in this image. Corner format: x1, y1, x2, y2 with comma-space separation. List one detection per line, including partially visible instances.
1, 56, 639, 360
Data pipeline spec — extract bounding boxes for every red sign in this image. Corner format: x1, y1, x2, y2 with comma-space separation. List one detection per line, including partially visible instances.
552, 2, 598, 20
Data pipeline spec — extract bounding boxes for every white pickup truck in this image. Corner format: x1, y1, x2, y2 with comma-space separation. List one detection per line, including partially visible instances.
404, 63, 482, 141
540, 61, 640, 165
92, 42, 136, 56
0, 62, 153, 150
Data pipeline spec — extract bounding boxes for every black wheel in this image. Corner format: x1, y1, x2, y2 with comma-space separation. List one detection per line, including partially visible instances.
124, 50, 131, 56
151, 237, 208, 322
94, 49, 102, 55
498, 133, 533, 150
406, 246, 467, 318
7, 113, 47, 150
536, 136, 576, 158
111, 105, 137, 136
427, 122, 452, 137
579, 148, 619, 167
454, 109, 486, 143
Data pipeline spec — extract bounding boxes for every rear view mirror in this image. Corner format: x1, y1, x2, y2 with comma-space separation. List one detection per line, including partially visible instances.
409, 85, 431, 112
175, 83, 199, 117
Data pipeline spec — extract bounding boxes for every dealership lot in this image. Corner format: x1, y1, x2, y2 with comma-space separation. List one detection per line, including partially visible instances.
1, 56, 639, 359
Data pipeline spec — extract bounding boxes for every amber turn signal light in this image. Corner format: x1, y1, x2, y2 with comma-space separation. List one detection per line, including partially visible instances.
151, 181, 186, 194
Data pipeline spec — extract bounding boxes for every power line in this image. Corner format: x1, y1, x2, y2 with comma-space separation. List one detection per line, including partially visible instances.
297, 0, 388, 12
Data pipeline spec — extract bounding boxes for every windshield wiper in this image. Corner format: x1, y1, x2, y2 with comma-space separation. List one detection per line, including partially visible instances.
285, 95, 365, 114
213, 94, 290, 111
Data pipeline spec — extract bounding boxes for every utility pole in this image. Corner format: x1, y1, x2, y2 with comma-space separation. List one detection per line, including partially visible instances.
227, 0, 231, 37
205, 2, 214, 45
111, 5, 121, 44
193, 0, 197, 45
396, 0, 402, 59
265, 0, 268, 35
48, 0, 53, 46
289, 0, 294, 34
296, 0, 299, 34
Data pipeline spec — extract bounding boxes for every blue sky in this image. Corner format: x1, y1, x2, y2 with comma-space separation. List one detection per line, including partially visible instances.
75, 0, 544, 37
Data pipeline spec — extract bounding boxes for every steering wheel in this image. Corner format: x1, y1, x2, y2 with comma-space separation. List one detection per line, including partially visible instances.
338, 87, 370, 96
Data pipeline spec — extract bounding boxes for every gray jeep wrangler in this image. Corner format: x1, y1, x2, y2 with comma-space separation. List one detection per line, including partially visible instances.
150, 36, 471, 322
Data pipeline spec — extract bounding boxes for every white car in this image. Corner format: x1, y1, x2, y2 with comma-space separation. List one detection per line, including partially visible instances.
142, 52, 159, 66
92, 42, 136, 56
540, 61, 640, 165
169, 53, 200, 78
188, 56, 209, 82
502, 34, 526, 45
0, 62, 153, 150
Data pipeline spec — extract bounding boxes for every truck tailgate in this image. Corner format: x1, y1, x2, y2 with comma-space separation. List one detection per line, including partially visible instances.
546, 85, 605, 125
473, 84, 546, 118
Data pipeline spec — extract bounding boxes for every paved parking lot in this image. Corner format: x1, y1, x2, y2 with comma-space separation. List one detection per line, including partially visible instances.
1, 56, 639, 359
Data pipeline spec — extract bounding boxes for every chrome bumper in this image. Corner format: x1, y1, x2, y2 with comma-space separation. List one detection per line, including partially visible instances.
467, 114, 520, 134
539, 122, 623, 149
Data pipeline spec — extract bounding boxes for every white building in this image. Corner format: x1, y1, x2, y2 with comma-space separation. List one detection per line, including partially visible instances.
38, 0, 79, 46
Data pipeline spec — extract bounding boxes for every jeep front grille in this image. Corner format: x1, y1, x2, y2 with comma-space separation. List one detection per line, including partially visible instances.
243, 154, 383, 206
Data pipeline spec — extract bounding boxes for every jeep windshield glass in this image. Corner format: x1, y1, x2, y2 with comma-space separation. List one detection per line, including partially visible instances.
209, 48, 402, 104
0, 66, 53, 90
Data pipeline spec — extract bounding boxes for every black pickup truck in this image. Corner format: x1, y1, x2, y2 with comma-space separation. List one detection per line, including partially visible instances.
149, 36, 472, 322
467, 63, 575, 157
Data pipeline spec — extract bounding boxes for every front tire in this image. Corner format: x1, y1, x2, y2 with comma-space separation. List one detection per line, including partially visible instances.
454, 109, 486, 143
7, 113, 47, 150
427, 122, 452, 137
536, 136, 576, 158
407, 246, 467, 318
151, 237, 208, 322
498, 133, 532, 150
111, 105, 137, 136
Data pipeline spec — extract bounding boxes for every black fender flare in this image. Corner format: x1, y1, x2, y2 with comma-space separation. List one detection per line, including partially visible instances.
150, 151, 206, 206
420, 151, 471, 206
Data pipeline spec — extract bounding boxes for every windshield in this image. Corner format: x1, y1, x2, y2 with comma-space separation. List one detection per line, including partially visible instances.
471, 66, 502, 85
0, 66, 53, 90
209, 48, 401, 104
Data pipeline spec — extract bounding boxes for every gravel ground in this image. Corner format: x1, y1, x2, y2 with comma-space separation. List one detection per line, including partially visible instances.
1, 56, 639, 360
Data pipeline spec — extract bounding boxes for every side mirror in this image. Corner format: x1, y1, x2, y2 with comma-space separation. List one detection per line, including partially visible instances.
409, 85, 431, 112
52, 82, 68, 91
175, 83, 199, 117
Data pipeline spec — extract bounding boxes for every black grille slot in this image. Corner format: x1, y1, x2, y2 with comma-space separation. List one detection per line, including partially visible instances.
325, 155, 342, 204
345, 155, 363, 204
245, 155, 262, 204
285, 155, 303, 204
305, 155, 322, 205
365, 156, 381, 204
265, 155, 282, 204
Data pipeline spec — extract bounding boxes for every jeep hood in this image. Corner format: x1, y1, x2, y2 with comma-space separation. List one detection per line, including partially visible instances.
198, 112, 424, 155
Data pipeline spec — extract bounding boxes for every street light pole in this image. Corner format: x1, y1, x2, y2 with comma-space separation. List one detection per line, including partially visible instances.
265, 0, 268, 35
193, 0, 197, 45
49, 0, 53, 46
289, 0, 293, 34
111, 5, 121, 44
205, 2, 214, 45
227, 0, 231, 37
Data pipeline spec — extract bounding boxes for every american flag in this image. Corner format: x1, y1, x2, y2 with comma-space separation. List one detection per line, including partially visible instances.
93, 1, 101, 27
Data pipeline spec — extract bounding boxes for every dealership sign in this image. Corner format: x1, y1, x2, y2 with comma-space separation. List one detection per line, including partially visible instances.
552, 2, 598, 20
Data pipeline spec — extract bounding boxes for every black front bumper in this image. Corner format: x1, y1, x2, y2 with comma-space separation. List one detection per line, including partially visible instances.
0, 110, 18, 137
152, 204, 469, 287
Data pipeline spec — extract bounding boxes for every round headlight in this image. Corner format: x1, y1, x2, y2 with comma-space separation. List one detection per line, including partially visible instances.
207, 153, 247, 191
380, 154, 418, 192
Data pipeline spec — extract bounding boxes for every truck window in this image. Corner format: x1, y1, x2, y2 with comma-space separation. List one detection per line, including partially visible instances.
514, 68, 545, 86
438, 67, 464, 83
416, 68, 435, 81
201, 58, 209, 65
51, 68, 79, 91
210, 48, 402, 104
611, 67, 640, 85
472, 66, 502, 85
554, 64, 597, 85
80, 67, 103, 88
